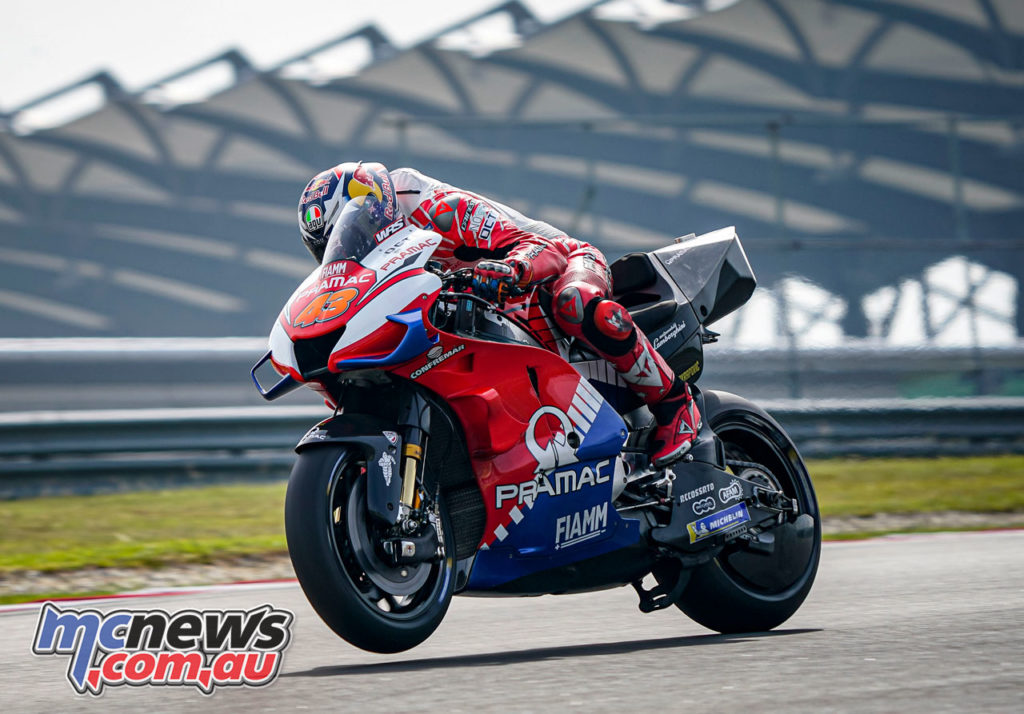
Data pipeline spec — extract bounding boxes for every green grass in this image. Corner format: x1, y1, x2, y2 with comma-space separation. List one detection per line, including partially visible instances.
809, 455, 1024, 517
0, 590, 113, 606
0, 483, 287, 573
823, 523, 1024, 541
0, 456, 1022, 576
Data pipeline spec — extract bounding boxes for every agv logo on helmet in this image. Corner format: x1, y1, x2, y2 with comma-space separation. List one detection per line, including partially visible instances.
303, 205, 324, 232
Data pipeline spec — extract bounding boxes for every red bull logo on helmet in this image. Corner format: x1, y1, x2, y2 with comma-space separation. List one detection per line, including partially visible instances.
347, 165, 384, 203
301, 176, 333, 202
330, 162, 397, 220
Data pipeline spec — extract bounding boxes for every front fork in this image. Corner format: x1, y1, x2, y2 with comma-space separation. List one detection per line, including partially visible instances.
398, 390, 431, 516
381, 390, 443, 565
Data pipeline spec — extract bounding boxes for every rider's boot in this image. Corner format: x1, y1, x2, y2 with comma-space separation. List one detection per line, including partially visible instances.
648, 380, 701, 467
590, 301, 701, 467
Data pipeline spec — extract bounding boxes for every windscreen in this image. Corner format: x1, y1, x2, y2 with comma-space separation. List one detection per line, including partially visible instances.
321, 194, 392, 265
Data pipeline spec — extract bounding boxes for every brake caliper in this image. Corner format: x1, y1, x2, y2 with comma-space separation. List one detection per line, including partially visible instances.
381, 497, 446, 566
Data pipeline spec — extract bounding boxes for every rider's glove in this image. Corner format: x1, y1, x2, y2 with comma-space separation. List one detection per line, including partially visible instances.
472, 260, 521, 302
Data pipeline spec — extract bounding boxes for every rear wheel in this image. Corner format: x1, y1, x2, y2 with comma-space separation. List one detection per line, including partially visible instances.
285, 446, 455, 653
675, 390, 821, 633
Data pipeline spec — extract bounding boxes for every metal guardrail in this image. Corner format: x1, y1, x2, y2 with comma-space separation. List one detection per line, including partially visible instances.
761, 397, 1024, 458
1, 398, 1023, 498
1, 340, 1022, 412
3, 339, 1021, 366
0, 406, 323, 499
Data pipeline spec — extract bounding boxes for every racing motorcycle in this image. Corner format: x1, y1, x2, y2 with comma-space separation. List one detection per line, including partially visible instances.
252, 197, 820, 653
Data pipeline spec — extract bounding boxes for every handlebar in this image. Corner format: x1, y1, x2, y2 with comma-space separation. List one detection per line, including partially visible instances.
431, 264, 547, 345
436, 266, 474, 291
434, 265, 527, 306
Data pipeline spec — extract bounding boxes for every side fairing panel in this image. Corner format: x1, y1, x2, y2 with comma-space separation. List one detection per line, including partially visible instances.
392, 335, 642, 590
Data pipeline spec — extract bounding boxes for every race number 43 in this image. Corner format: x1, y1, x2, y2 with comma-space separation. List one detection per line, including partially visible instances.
292, 288, 358, 328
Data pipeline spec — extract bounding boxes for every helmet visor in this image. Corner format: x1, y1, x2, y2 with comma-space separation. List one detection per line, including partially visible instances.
321, 194, 389, 265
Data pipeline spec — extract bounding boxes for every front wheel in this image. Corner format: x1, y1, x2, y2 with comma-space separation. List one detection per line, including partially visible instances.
676, 390, 821, 633
285, 446, 455, 653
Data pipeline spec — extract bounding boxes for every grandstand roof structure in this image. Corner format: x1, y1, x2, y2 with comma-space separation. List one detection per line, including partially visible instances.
0, 0, 1022, 341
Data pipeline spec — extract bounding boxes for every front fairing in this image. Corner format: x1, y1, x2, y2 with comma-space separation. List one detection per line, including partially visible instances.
267, 224, 442, 381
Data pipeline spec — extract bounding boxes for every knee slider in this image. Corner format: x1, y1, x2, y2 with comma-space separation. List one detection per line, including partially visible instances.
581, 299, 636, 357
592, 299, 635, 340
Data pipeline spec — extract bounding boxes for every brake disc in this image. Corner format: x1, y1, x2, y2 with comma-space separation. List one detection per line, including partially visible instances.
346, 478, 431, 596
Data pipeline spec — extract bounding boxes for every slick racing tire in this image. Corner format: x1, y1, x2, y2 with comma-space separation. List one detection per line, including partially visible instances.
285, 445, 455, 653
675, 390, 821, 634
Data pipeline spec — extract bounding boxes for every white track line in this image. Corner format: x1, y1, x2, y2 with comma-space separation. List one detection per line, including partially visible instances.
0, 579, 298, 614
3, 529, 1021, 614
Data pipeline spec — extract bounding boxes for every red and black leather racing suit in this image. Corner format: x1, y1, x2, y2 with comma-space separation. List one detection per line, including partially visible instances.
391, 168, 699, 465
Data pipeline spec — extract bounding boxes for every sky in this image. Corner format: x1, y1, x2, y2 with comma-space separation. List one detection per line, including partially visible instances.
0, 0, 601, 113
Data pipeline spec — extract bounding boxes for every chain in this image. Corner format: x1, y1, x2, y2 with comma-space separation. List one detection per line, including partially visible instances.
725, 459, 764, 470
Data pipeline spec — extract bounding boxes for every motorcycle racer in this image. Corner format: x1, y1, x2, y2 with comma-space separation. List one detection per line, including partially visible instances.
296, 161, 700, 466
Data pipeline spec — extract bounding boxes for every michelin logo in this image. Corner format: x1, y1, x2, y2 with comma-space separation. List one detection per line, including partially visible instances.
686, 503, 750, 543
378, 452, 395, 487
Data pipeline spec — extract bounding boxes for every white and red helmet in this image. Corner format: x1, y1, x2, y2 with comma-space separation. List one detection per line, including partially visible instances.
297, 161, 398, 262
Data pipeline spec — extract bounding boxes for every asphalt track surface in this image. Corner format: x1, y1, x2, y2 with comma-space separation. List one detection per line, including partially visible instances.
2, 531, 1021, 713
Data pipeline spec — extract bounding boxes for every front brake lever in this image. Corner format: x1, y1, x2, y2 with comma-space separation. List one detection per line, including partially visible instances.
440, 268, 475, 292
